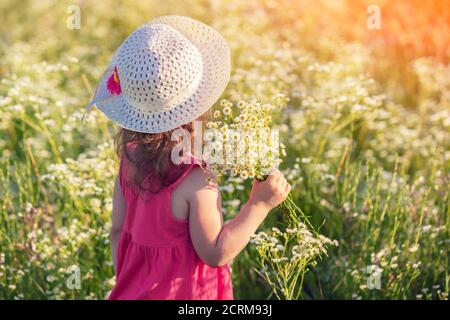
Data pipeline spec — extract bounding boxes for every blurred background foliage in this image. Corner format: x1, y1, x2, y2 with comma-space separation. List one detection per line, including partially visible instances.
0, 0, 448, 299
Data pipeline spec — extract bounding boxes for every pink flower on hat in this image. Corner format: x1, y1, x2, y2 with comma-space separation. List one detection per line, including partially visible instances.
107, 67, 122, 95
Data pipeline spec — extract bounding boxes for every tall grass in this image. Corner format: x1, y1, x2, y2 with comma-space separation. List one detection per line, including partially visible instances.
0, 0, 448, 299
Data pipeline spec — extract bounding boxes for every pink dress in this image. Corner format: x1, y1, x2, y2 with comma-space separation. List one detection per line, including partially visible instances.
108, 153, 233, 300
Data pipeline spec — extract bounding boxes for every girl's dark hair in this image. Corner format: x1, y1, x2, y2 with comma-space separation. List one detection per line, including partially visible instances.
114, 112, 209, 195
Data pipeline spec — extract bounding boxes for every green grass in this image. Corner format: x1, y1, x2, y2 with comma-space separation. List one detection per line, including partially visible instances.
0, 0, 448, 299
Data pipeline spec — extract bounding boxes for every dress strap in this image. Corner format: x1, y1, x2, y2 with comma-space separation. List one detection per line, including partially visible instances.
167, 157, 203, 192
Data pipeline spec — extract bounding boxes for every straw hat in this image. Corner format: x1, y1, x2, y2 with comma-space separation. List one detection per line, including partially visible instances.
82, 15, 231, 133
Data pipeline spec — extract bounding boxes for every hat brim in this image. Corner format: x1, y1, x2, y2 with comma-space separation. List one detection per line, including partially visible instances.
90, 15, 231, 133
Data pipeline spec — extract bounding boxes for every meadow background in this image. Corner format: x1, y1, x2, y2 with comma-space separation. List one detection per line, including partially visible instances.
0, 0, 448, 299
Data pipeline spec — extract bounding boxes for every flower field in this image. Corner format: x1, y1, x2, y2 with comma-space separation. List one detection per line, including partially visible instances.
0, 0, 448, 299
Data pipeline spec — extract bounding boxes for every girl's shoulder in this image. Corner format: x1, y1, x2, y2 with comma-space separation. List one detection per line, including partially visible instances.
168, 159, 218, 195
185, 166, 218, 188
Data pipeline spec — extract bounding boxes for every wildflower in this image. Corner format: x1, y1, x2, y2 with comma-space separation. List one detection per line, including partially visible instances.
220, 99, 228, 107
206, 121, 218, 129
286, 227, 297, 234
223, 106, 232, 115
240, 170, 249, 179
239, 113, 247, 122
271, 245, 284, 253
271, 227, 282, 235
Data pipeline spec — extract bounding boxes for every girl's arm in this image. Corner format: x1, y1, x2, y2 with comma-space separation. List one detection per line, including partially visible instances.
110, 175, 126, 273
185, 168, 290, 267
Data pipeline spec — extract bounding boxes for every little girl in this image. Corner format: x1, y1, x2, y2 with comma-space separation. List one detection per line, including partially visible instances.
84, 16, 290, 300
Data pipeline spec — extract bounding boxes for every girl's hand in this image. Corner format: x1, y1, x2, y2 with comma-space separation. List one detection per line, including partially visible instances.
248, 168, 291, 212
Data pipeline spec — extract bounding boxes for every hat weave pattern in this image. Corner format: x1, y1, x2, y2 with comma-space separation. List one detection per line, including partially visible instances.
85, 15, 231, 133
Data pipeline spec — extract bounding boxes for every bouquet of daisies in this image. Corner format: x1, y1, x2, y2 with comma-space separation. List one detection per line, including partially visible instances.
204, 94, 338, 299
204, 95, 287, 180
